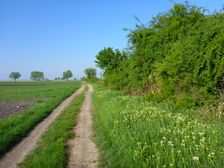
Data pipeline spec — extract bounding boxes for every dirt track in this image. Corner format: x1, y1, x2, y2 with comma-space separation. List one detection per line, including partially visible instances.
68, 84, 99, 168
0, 85, 85, 168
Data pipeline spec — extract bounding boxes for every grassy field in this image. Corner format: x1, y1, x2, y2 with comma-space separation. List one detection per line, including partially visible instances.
0, 81, 80, 101
0, 81, 81, 154
93, 84, 224, 168
19, 90, 85, 168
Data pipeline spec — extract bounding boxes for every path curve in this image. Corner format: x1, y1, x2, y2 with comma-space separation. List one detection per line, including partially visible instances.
68, 84, 99, 168
0, 85, 85, 168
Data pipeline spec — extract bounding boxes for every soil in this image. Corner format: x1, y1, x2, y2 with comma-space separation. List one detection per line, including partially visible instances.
0, 85, 85, 168
68, 84, 99, 168
0, 100, 34, 119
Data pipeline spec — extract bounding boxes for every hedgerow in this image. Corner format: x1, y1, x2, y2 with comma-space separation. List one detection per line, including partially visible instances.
95, 3, 224, 108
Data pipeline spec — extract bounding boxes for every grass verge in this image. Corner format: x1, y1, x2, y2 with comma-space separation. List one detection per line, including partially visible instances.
19, 91, 85, 168
0, 82, 80, 155
93, 84, 224, 168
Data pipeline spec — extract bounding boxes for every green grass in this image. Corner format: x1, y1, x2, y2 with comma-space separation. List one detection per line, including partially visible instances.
0, 81, 80, 101
19, 90, 85, 168
0, 81, 81, 154
93, 84, 224, 168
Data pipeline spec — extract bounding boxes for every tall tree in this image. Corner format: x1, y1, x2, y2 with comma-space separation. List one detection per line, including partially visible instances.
9, 72, 21, 81
84, 68, 97, 79
30, 71, 44, 81
63, 70, 73, 80
95, 47, 126, 71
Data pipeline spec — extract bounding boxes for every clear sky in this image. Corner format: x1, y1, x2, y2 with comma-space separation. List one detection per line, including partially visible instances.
0, 0, 223, 80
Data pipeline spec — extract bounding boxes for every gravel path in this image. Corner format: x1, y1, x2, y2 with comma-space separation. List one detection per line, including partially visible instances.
68, 84, 99, 168
0, 85, 85, 168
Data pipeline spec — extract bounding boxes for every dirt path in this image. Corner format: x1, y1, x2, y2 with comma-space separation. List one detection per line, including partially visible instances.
0, 85, 85, 168
68, 84, 99, 168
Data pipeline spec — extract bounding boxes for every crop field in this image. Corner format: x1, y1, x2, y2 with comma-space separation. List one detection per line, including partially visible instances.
0, 81, 80, 154
93, 84, 224, 168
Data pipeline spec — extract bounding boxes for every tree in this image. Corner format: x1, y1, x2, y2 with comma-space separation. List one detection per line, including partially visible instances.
54, 77, 61, 80
95, 47, 126, 71
84, 68, 97, 79
30, 71, 44, 81
63, 70, 73, 80
9, 72, 21, 81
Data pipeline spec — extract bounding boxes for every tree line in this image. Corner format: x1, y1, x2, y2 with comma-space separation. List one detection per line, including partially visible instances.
95, 3, 224, 108
9, 70, 74, 81
9, 68, 97, 81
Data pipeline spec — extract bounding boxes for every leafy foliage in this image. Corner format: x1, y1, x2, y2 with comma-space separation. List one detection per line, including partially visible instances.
84, 68, 97, 79
95, 47, 129, 89
95, 47, 126, 70
95, 3, 224, 106
30, 71, 44, 81
9, 72, 21, 81
62, 70, 73, 80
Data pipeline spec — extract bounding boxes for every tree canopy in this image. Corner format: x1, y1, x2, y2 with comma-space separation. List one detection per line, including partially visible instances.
63, 70, 73, 80
95, 47, 128, 89
30, 71, 44, 81
9, 72, 21, 81
84, 68, 97, 79
95, 47, 127, 71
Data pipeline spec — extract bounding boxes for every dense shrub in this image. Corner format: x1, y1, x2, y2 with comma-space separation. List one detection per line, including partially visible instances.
95, 3, 224, 107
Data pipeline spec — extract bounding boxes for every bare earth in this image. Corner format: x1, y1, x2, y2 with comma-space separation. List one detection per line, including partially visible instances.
0, 100, 34, 119
68, 84, 99, 168
0, 85, 85, 168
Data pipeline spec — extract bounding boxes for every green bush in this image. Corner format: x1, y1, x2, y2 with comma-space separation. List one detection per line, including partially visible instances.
95, 3, 224, 107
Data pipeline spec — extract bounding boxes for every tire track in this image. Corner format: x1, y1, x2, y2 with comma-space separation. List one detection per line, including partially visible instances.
68, 84, 99, 168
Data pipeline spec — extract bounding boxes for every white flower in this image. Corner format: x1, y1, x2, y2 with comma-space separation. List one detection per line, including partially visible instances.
211, 152, 215, 155
192, 156, 199, 161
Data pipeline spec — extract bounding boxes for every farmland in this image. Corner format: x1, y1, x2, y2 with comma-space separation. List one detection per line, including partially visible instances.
0, 81, 80, 154
1, 1, 224, 167
93, 84, 224, 167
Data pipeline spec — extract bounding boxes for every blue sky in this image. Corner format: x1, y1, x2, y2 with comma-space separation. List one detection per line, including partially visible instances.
0, 0, 223, 80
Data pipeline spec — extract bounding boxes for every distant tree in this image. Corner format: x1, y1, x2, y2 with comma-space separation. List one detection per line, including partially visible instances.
9, 72, 21, 81
84, 68, 97, 79
30, 71, 44, 81
63, 70, 73, 80
54, 77, 61, 80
